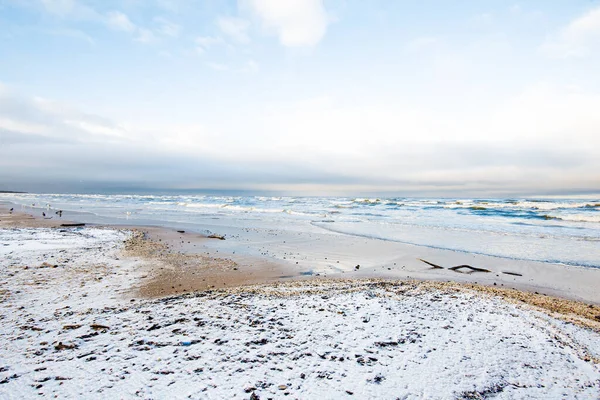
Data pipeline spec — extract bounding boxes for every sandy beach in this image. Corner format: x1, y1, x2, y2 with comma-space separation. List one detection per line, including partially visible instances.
5, 2, 600, 397
1, 205, 600, 398
3, 202, 599, 305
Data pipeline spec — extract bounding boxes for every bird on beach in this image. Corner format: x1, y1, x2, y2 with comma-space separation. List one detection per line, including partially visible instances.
42, 212, 46, 217
9, 208, 13, 213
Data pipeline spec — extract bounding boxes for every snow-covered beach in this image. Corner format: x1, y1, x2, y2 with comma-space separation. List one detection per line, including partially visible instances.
1, 219, 599, 399
5, 1, 600, 397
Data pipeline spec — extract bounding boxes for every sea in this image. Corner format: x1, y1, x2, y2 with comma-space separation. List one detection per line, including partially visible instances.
2, 193, 599, 269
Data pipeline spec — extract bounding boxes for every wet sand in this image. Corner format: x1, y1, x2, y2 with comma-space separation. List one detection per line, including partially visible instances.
123, 227, 600, 331
0, 206, 75, 228
122, 228, 305, 298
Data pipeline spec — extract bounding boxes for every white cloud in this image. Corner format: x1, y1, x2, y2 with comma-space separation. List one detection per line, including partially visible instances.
104, 11, 157, 44
39, 0, 99, 20
196, 36, 221, 48
0, 87, 131, 144
46, 28, 95, 45
2, 82, 600, 194
134, 28, 156, 43
195, 36, 222, 54
217, 16, 250, 43
40, 0, 76, 16
105, 11, 136, 32
155, 0, 183, 13
30, 2, 156, 44
0, 116, 51, 136
540, 6, 600, 58
154, 17, 181, 37
63, 119, 127, 138
244, 0, 329, 47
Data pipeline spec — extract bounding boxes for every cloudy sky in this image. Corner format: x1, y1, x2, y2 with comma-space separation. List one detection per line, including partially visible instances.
1, 0, 599, 195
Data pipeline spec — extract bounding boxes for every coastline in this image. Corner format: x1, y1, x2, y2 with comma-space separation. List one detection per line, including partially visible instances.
2, 201, 600, 329
2, 201, 599, 305
1, 204, 599, 398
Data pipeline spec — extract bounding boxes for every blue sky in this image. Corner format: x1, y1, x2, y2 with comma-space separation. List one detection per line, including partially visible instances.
1, 0, 600, 195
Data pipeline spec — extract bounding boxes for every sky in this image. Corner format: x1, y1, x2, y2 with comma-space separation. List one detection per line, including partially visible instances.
1, 0, 600, 196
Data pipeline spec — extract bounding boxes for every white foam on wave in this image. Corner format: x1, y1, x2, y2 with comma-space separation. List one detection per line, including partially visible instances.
352, 198, 382, 204
180, 203, 319, 217
2, 193, 599, 267
255, 196, 283, 201
556, 214, 600, 223
184, 203, 229, 209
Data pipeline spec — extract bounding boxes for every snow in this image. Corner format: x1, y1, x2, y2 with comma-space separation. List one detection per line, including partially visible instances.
1, 227, 599, 399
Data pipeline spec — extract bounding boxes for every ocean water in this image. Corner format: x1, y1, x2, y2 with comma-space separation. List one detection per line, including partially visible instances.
2, 193, 599, 268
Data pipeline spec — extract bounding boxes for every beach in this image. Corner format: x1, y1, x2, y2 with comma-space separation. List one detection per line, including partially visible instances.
3, 195, 599, 304
1, 203, 600, 398
6, 1, 600, 397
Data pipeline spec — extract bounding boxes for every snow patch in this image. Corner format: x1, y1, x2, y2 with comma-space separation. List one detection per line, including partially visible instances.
0, 227, 599, 399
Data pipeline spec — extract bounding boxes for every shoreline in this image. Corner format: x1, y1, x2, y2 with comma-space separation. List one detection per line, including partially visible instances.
1, 202, 600, 329
2, 201, 600, 305
126, 227, 600, 333
1, 206, 599, 398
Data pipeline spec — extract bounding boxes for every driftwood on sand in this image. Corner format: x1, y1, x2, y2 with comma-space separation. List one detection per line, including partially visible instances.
502, 271, 523, 277
448, 265, 491, 273
418, 259, 491, 273
418, 258, 444, 269
207, 234, 226, 240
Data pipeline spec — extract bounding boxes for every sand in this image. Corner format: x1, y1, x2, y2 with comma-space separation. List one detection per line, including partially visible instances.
123, 228, 303, 298
1, 206, 600, 398
0, 228, 599, 399
0, 205, 298, 296
0, 207, 75, 228
2, 203, 599, 329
